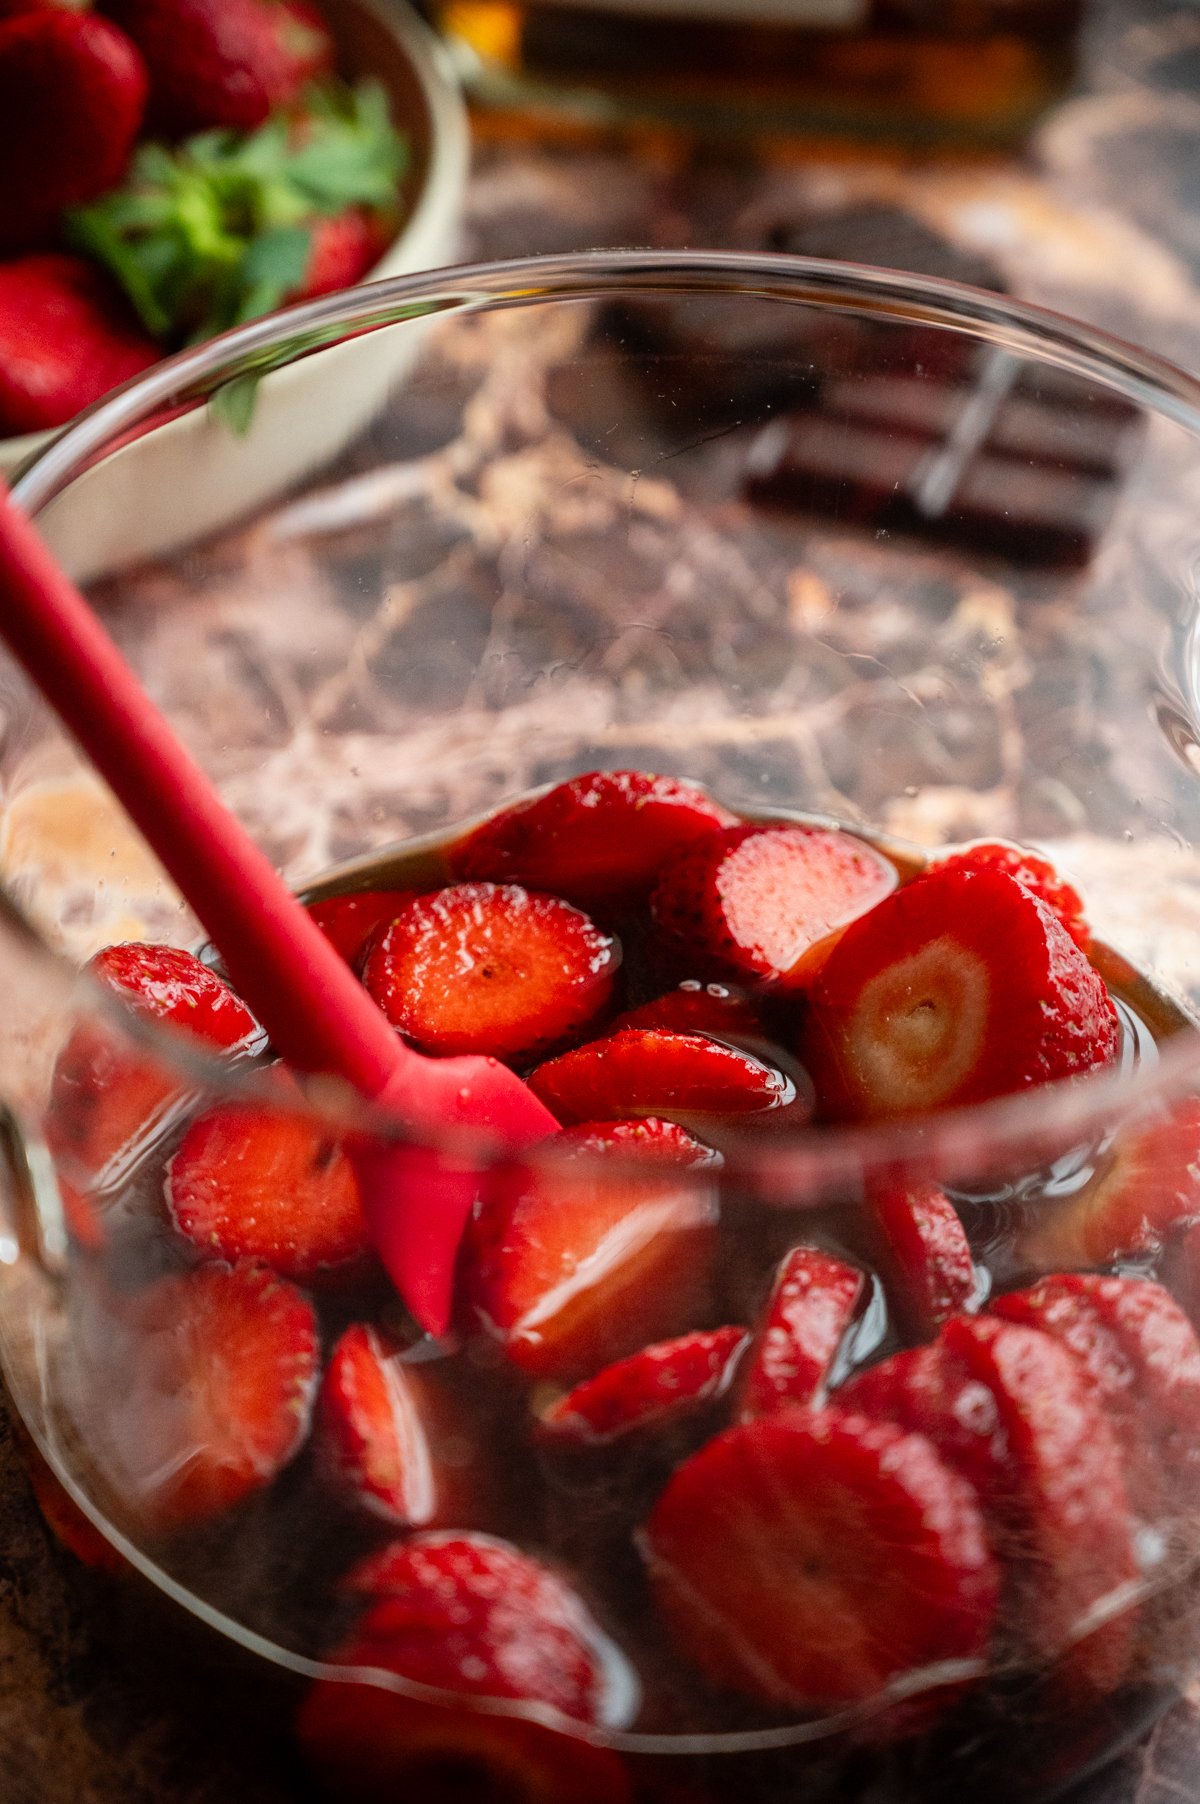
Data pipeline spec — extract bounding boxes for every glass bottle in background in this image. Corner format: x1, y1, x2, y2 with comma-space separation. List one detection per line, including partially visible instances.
422, 0, 1084, 143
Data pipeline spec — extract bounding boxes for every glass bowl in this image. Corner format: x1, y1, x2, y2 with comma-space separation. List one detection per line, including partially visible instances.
2, 250, 1200, 1804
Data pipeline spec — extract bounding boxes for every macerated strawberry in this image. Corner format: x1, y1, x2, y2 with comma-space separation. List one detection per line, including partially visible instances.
641, 1408, 998, 1716
462, 1155, 718, 1380
612, 979, 765, 1043
1023, 1101, 1200, 1269
555, 1117, 722, 1166
451, 771, 735, 908
739, 1246, 864, 1418
993, 1274, 1200, 1518
102, 0, 333, 135
307, 889, 414, 967
837, 1341, 1009, 1507
302, 1535, 634, 1801
47, 942, 262, 1193
941, 1316, 1139, 1699
652, 824, 898, 986
362, 883, 618, 1064
334, 1533, 631, 1723
89, 1260, 318, 1530
929, 840, 1090, 951
841, 1319, 1140, 1700
804, 868, 1120, 1122
0, 13, 147, 252
0, 253, 160, 435
316, 1324, 481, 1528
529, 1028, 795, 1126
869, 1181, 978, 1339
167, 1088, 369, 1281
539, 1326, 748, 1447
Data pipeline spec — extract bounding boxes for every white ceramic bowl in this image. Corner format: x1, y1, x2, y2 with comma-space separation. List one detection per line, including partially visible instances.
0, 0, 469, 510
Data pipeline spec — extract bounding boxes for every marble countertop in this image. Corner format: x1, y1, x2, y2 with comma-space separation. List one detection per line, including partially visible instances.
5, 3, 1200, 1797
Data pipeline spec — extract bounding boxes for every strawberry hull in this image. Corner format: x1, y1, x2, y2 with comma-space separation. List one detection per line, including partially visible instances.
30, 771, 1200, 1804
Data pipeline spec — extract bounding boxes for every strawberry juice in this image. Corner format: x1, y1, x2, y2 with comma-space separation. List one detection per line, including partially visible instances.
33, 770, 1200, 1804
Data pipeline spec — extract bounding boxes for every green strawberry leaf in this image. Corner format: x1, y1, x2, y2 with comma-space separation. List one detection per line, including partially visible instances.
66, 78, 406, 347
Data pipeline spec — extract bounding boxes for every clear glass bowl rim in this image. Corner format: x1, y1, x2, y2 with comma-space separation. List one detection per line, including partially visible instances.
7, 246, 1200, 1187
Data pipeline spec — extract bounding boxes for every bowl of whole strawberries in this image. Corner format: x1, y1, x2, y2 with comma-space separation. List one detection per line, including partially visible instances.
2, 251, 1200, 1804
0, 0, 468, 502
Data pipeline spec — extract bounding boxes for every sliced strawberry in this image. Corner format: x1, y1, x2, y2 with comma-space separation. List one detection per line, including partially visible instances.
652, 824, 898, 986
316, 1324, 483, 1529
555, 1117, 722, 1167
88, 1260, 318, 1530
641, 1408, 998, 1715
334, 1533, 633, 1725
529, 1029, 795, 1126
304, 1534, 637, 1800
451, 770, 735, 909
869, 1181, 978, 1339
538, 1326, 748, 1446
1023, 1100, 1200, 1269
940, 1315, 1139, 1699
841, 1318, 1140, 1700
307, 889, 414, 967
166, 1086, 369, 1282
462, 1155, 718, 1380
47, 942, 262, 1193
803, 868, 1120, 1122
838, 1341, 1010, 1506
612, 980, 764, 1042
993, 1274, 1200, 1518
362, 883, 618, 1064
929, 840, 1090, 951
738, 1246, 864, 1418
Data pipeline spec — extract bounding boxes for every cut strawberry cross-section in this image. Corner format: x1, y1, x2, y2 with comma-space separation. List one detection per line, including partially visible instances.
1023, 1100, 1200, 1269
868, 1181, 978, 1340
992, 1273, 1200, 1522
86, 1259, 319, 1531
462, 1153, 719, 1381
451, 770, 735, 908
651, 824, 898, 986
927, 840, 1090, 951
538, 1326, 748, 1448
641, 1408, 998, 1718
166, 1083, 369, 1282
738, 1245, 865, 1418
529, 1028, 796, 1125
804, 867, 1120, 1121
362, 882, 618, 1064
47, 941, 262, 1195
317, 1324, 484, 1529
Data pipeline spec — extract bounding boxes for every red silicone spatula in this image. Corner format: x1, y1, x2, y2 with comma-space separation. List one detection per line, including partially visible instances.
0, 481, 557, 1333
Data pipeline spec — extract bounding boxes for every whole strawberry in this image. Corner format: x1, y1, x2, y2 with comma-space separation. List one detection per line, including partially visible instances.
0, 255, 158, 433
102, 0, 335, 135
0, 11, 148, 251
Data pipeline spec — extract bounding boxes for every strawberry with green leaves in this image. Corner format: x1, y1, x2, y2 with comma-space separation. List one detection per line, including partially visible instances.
67, 81, 406, 346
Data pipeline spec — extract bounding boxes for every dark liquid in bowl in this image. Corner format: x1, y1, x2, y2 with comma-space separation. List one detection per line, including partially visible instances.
40, 799, 1200, 1803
